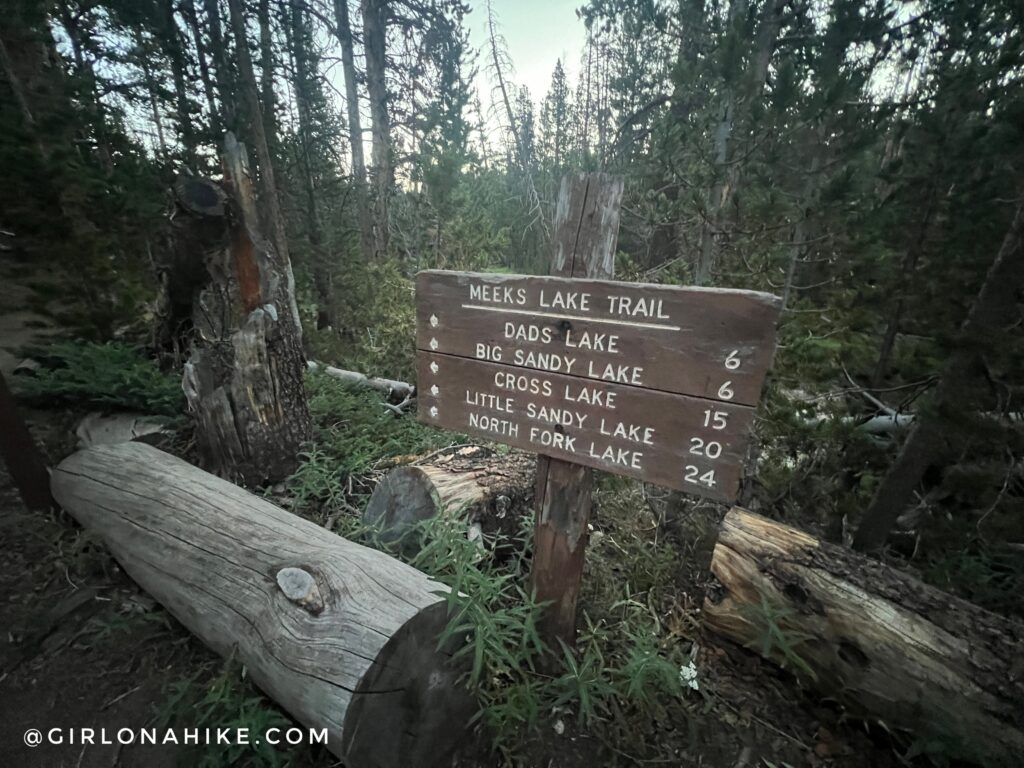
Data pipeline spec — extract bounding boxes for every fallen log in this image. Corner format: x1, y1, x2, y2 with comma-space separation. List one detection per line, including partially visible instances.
51, 442, 473, 768
703, 508, 1024, 766
306, 360, 414, 404
364, 448, 534, 547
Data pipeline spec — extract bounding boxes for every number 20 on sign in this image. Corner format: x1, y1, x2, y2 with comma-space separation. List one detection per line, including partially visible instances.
415, 270, 782, 503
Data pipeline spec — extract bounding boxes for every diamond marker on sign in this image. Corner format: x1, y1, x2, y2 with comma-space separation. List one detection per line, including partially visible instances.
430, 314, 439, 327
429, 406, 439, 418
430, 361, 439, 374
430, 385, 439, 396
430, 338, 439, 350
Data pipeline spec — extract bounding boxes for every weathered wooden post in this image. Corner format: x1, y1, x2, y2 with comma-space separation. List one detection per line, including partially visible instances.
415, 172, 781, 647
531, 173, 623, 644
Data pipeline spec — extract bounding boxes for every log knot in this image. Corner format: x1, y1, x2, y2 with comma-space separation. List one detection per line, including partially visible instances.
276, 566, 324, 615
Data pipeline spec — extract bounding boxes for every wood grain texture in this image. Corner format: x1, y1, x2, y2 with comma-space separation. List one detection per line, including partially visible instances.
704, 508, 1024, 766
172, 137, 310, 486
530, 173, 617, 645
416, 270, 781, 406
364, 450, 534, 546
51, 442, 473, 768
417, 351, 754, 500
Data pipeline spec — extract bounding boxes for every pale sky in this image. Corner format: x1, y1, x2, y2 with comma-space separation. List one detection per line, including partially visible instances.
466, 0, 589, 107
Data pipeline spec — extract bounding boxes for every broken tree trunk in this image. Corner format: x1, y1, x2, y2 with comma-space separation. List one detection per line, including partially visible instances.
170, 135, 311, 486
704, 508, 1024, 766
364, 449, 534, 546
51, 442, 473, 768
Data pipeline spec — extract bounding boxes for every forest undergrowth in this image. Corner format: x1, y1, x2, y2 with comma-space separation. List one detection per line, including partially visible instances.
8, 337, 1018, 767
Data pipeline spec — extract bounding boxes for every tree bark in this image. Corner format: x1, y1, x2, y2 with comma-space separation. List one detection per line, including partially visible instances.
203, 0, 235, 128
854, 204, 1024, 551
365, 450, 534, 547
172, 137, 310, 485
257, 0, 277, 155
289, 0, 334, 329
181, 0, 220, 134
332, 0, 375, 264
705, 508, 1024, 766
362, 0, 391, 260
51, 442, 474, 768
226, 0, 301, 336
531, 172, 623, 645
159, 0, 196, 166
871, 188, 937, 388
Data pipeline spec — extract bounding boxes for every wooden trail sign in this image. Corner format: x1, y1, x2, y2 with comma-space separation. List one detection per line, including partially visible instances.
416, 272, 781, 502
413, 172, 780, 644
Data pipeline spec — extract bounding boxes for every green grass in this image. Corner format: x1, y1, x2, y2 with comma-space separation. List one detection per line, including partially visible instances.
155, 658, 318, 768
285, 370, 456, 515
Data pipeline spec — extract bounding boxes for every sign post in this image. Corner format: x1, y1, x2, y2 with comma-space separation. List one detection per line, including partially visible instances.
532, 173, 621, 646
415, 173, 782, 645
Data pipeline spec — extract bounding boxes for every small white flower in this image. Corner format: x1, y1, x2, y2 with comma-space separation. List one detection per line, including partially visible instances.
679, 660, 699, 691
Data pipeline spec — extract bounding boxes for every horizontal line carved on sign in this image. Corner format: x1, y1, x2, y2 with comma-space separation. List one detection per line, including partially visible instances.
417, 270, 782, 407
460, 304, 682, 331
417, 351, 756, 501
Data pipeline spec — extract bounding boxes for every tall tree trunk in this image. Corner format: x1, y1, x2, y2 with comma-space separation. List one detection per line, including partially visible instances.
57, 0, 112, 171
696, 0, 783, 286
332, 0, 375, 263
362, 0, 391, 260
871, 188, 937, 387
159, 0, 196, 166
203, 0, 235, 129
182, 0, 221, 135
141, 53, 169, 157
257, 0, 277, 156
0, 33, 38, 134
290, 0, 334, 330
226, 0, 301, 336
853, 204, 1024, 551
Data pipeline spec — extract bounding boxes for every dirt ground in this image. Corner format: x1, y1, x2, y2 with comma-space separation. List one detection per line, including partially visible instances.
0, 258, 908, 768
0, 421, 906, 768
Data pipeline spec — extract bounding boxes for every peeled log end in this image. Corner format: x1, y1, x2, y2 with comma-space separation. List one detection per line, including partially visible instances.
364, 452, 535, 548
364, 465, 443, 544
344, 601, 474, 767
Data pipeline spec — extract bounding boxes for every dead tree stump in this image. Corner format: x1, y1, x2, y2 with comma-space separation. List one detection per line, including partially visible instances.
167, 134, 310, 485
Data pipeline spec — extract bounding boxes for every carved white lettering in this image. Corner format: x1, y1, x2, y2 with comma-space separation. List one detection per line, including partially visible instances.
513, 349, 576, 373
468, 412, 519, 437
564, 329, 619, 353
538, 290, 590, 312
526, 402, 587, 429
587, 360, 643, 384
562, 383, 616, 409
598, 418, 655, 445
504, 322, 552, 344
464, 390, 514, 413
529, 426, 576, 452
